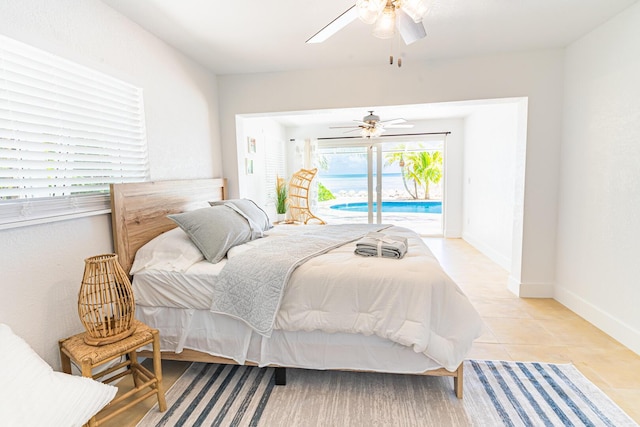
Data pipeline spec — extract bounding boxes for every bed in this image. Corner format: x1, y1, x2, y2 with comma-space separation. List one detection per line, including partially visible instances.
110, 178, 483, 398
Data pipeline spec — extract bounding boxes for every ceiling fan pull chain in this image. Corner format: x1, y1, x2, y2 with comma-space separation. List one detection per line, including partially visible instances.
389, 33, 402, 67
395, 33, 402, 67
389, 36, 395, 65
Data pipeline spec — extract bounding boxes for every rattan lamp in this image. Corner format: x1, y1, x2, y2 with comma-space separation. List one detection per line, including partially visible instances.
78, 254, 136, 345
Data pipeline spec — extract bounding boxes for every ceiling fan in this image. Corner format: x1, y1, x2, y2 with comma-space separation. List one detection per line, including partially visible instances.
330, 111, 415, 138
307, 0, 429, 64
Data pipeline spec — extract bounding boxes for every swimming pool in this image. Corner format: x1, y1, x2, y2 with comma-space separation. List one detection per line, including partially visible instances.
330, 201, 442, 214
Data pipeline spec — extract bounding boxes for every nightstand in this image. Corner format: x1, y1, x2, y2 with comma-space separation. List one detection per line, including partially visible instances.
58, 320, 167, 426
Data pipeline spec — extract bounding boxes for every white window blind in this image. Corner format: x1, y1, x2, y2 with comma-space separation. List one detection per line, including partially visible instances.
0, 35, 149, 228
264, 137, 286, 210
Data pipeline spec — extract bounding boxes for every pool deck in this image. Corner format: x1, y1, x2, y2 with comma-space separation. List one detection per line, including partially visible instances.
315, 196, 443, 236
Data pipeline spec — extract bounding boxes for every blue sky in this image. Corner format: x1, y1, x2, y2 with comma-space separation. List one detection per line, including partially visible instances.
320, 153, 402, 175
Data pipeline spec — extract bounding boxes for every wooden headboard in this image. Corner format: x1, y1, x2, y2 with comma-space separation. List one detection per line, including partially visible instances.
110, 178, 226, 274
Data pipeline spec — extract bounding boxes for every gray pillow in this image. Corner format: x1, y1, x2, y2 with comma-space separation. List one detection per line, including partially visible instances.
168, 205, 253, 263
209, 199, 273, 235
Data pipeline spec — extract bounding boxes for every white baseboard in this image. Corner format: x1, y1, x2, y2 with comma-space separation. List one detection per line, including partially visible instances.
555, 286, 640, 356
507, 276, 555, 298
444, 227, 461, 238
462, 231, 511, 271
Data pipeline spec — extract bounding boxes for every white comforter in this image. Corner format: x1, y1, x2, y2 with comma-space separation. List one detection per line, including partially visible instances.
228, 225, 483, 371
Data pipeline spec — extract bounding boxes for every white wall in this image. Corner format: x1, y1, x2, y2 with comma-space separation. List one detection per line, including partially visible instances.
0, 0, 221, 368
218, 50, 565, 298
462, 102, 524, 271
556, 2, 640, 354
440, 119, 465, 239
236, 117, 288, 219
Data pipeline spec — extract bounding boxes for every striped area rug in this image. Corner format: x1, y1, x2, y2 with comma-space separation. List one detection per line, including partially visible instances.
137, 360, 637, 427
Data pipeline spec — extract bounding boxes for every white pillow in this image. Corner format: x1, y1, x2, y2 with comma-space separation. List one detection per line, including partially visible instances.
0, 324, 117, 427
130, 227, 205, 274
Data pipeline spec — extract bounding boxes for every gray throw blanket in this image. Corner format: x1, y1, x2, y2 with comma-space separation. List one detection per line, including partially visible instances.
210, 224, 390, 337
354, 231, 408, 259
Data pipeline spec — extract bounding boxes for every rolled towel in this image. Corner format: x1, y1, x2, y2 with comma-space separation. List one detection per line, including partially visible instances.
354, 232, 408, 259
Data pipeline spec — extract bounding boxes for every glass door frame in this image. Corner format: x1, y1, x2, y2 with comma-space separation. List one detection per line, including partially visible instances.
316, 139, 380, 225
316, 133, 448, 232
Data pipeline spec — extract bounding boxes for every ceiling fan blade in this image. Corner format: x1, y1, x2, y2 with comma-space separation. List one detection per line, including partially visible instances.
397, 8, 426, 45
330, 125, 360, 129
385, 124, 415, 128
306, 6, 358, 44
379, 118, 406, 126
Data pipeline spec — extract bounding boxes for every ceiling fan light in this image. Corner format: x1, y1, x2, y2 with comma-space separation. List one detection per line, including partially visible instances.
361, 127, 383, 138
372, 6, 396, 39
400, 0, 429, 23
356, 0, 386, 25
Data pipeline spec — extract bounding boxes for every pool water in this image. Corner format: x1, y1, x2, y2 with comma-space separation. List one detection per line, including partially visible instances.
330, 201, 442, 214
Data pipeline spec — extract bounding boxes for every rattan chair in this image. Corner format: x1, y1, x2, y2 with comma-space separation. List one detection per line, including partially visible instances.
288, 168, 325, 224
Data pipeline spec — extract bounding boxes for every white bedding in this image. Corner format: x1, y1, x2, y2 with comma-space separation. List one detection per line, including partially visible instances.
133, 225, 482, 372
133, 261, 225, 309
135, 305, 443, 374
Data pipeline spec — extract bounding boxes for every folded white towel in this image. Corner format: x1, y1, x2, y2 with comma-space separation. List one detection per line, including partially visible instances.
354, 232, 408, 259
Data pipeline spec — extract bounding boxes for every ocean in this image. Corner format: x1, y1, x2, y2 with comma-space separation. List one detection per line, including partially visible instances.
318, 173, 406, 193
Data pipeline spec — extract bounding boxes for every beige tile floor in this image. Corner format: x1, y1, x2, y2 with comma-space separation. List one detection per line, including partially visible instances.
424, 237, 640, 424
100, 237, 640, 426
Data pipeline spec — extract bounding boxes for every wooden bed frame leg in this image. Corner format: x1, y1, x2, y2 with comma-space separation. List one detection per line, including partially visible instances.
453, 363, 463, 399
275, 367, 286, 386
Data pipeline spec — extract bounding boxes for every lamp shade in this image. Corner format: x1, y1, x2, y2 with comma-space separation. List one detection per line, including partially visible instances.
78, 254, 135, 345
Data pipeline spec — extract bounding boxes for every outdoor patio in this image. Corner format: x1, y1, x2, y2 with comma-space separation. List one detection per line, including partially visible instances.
315, 196, 443, 236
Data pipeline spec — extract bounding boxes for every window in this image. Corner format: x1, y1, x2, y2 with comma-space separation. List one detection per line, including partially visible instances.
0, 35, 149, 228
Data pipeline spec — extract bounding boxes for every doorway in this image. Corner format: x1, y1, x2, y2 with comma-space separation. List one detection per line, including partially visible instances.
314, 136, 445, 236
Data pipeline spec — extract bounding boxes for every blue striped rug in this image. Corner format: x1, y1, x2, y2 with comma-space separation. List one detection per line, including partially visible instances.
137, 360, 637, 426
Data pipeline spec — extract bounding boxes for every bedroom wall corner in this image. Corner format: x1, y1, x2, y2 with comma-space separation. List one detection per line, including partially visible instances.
0, 0, 223, 368
555, 1, 640, 355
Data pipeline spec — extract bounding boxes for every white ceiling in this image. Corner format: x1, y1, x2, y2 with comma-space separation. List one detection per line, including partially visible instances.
101, 0, 637, 75
99, 0, 637, 129
246, 99, 505, 128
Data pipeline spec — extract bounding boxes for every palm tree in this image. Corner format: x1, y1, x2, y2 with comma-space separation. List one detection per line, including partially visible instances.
384, 148, 443, 200
412, 151, 443, 199
384, 146, 419, 199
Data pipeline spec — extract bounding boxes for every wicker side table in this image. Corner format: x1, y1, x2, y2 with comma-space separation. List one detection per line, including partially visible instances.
59, 320, 167, 426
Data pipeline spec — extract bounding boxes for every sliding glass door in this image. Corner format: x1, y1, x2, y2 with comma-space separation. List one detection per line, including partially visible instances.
315, 145, 372, 225
315, 137, 445, 236
378, 140, 444, 235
